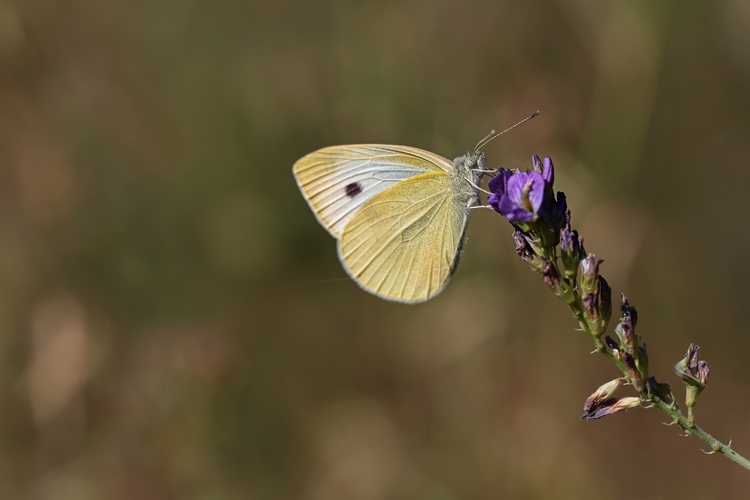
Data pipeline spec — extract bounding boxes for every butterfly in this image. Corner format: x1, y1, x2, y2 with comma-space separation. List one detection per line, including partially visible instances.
292, 113, 537, 304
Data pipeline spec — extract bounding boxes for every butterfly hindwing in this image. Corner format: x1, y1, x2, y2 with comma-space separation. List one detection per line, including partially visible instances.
337, 171, 469, 303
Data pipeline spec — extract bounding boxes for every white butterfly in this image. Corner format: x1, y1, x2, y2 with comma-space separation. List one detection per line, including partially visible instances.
292, 113, 537, 303
294, 144, 486, 303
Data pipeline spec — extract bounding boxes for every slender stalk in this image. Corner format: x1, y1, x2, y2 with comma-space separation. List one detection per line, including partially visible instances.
571, 290, 750, 471
542, 253, 750, 470
649, 396, 750, 470
496, 155, 750, 471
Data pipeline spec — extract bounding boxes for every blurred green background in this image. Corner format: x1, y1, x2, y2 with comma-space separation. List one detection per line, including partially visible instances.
2, 0, 750, 498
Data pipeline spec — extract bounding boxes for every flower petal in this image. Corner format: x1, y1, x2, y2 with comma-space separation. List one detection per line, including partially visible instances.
505, 173, 528, 206
542, 156, 554, 185
526, 174, 546, 213
488, 169, 512, 196
498, 196, 535, 222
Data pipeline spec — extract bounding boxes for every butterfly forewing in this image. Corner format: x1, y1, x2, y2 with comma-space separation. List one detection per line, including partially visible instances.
293, 145, 453, 237
337, 172, 468, 303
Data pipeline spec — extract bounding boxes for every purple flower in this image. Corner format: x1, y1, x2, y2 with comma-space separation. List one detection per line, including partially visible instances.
488, 169, 546, 222
489, 155, 568, 248
488, 155, 560, 223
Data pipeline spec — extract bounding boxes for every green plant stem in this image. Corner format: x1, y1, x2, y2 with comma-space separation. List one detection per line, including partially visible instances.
582, 306, 750, 470
549, 258, 750, 471
649, 395, 750, 470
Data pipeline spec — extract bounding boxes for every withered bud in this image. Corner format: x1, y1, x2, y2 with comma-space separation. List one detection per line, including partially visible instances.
582, 292, 596, 317
647, 376, 674, 405
513, 229, 545, 273
623, 351, 644, 394
582, 396, 642, 421
620, 294, 638, 327
605, 336, 620, 358
615, 294, 639, 351
582, 378, 623, 417
674, 344, 710, 410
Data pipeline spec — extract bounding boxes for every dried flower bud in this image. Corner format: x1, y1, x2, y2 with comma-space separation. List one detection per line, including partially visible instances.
647, 376, 674, 405
513, 229, 529, 253
674, 344, 709, 387
582, 378, 623, 417
620, 294, 638, 327
674, 344, 710, 413
623, 351, 644, 394
615, 294, 639, 352
582, 396, 642, 421
605, 336, 620, 358
513, 229, 545, 273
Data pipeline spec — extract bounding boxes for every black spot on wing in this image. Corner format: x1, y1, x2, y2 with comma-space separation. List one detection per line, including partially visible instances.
345, 182, 363, 198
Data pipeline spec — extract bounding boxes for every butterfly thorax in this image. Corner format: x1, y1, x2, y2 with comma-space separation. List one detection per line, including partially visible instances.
451, 151, 485, 205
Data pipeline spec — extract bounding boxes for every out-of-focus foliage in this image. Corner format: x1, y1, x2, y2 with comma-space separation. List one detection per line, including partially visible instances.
2, 0, 750, 498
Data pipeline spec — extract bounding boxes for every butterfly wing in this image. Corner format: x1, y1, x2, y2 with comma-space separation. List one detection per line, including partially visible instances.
338, 171, 471, 303
293, 145, 453, 237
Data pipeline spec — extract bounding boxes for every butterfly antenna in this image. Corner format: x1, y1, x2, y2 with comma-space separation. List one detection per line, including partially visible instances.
474, 110, 540, 152
474, 129, 497, 150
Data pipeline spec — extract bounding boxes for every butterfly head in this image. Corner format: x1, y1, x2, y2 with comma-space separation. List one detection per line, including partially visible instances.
453, 150, 486, 186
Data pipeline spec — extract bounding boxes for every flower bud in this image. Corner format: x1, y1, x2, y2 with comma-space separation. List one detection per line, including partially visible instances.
550, 191, 568, 235
582, 275, 612, 338
542, 260, 576, 305
674, 344, 709, 416
559, 222, 581, 281
513, 229, 545, 273
528, 156, 566, 247
580, 254, 604, 298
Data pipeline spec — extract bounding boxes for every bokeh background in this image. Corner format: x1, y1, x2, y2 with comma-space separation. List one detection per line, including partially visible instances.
2, 0, 750, 498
